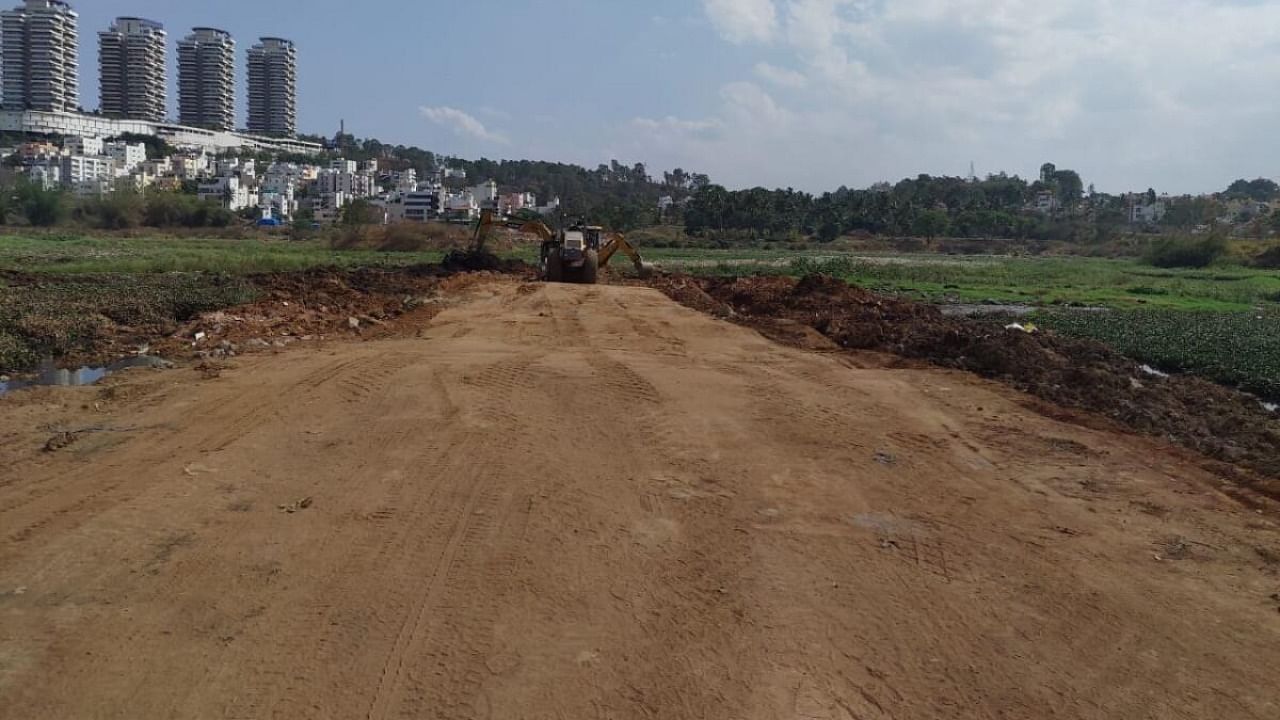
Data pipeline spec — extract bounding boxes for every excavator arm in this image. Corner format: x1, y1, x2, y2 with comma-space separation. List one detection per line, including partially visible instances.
600, 232, 654, 278
472, 209, 555, 248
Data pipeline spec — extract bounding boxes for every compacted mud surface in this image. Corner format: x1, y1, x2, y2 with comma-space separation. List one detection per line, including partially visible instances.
1, 279, 1279, 719
651, 274, 1280, 503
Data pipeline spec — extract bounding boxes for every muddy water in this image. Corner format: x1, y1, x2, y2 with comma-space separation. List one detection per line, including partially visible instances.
0, 356, 169, 396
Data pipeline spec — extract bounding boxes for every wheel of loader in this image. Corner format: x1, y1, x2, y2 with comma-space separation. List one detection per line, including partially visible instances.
580, 250, 599, 285
544, 248, 564, 283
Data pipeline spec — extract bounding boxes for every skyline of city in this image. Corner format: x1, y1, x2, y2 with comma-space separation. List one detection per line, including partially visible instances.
1, 0, 296, 136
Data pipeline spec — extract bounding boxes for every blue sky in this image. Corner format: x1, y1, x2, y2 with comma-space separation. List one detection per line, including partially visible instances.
72, 1, 1280, 194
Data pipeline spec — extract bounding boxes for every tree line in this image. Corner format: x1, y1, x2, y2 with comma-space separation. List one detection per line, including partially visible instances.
681, 168, 1280, 243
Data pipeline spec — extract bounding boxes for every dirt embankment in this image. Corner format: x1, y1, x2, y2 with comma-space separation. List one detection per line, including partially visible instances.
649, 274, 1280, 501
0, 260, 534, 373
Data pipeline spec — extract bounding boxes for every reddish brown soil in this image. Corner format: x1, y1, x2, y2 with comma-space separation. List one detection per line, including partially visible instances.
2, 280, 1278, 718
648, 274, 1280, 502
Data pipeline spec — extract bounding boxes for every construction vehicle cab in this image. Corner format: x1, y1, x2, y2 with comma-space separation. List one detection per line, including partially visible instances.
474, 210, 652, 285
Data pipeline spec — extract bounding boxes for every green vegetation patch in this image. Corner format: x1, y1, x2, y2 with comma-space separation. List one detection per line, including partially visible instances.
0, 273, 258, 372
1035, 307, 1280, 401
0, 234, 444, 275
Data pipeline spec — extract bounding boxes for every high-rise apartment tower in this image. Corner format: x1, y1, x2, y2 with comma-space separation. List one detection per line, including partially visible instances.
1, 0, 78, 112
98, 16, 166, 121
177, 27, 235, 131
246, 37, 296, 137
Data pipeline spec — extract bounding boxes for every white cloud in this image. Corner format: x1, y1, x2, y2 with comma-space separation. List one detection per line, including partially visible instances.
754, 62, 808, 89
633, 0, 1280, 194
631, 116, 724, 137
420, 106, 509, 144
703, 0, 778, 44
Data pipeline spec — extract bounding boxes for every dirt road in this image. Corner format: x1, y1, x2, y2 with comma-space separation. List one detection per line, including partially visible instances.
1, 280, 1278, 719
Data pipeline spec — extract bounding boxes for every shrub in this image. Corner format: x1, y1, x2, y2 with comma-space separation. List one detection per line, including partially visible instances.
1144, 234, 1228, 269
17, 181, 67, 227
80, 189, 145, 229
1253, 245, 1280, 269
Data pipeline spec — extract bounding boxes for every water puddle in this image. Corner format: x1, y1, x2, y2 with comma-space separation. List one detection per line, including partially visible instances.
0, 356, 169, 397
939, 304, 1036, 318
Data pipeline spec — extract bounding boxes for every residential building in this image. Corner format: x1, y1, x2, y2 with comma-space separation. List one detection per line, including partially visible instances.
499, 191, 536, 215
170, 152, 210, 179
259, 187, 295, 222
178, 27, 235, 131
98, 17, 166, 121
27, 161, 58, 188
329, 159, 357, 174
393, 168, 417, 193
536, 196, 561, 216
401, 186, 444, 222
198, 174, 252, 211
471, 179, 498, 209
246, 37, 296, 138
60, 154, 113, 195
15, 139, 57, 158
63, 134, 101, 155
1130, 200, 1167, 225
317, 167, 374, 198
310, 191, 347, 225
1, 0, 78, 112
445, 190, 479, 220
103, 141, 145, 175
1032, 190, 1058, 215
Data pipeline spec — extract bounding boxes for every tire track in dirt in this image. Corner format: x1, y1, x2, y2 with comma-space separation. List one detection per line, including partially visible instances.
0, 355, 413, 553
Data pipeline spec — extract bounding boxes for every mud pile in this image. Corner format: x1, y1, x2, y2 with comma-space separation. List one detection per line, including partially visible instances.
651, 273, 1280, 499
2, 262, 534, 373
155, 264, 532, 359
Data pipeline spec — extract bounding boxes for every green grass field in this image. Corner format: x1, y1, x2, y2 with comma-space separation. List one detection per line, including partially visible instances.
650, 251, 1280, 312
0, 234, 444, 274
1, 234, 1277, 400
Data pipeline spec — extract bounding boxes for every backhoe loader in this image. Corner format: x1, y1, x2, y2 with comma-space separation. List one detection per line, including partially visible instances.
472, 209, 653, 284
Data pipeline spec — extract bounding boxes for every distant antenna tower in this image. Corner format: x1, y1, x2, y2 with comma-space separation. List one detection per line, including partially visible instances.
968, 161, 977, 182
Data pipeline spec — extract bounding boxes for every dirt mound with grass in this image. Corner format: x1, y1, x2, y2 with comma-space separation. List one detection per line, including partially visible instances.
0, 262, 534, 375
649, 273, 1280, 499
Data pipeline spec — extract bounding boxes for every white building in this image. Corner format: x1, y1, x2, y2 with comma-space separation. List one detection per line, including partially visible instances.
60, 154, 112, 185
26, 161, 59, 189
470, 179, 498, 208
103, 141, 145, 175
1130, 201, 1167, 225
170, 152, 210, 178
400, 187, 444, 222
499, 191, 536, 215
317, 168, 374, 198
536, 196, 561, 216
64, 135, 102, 156
445, 190, 478, 220
393, 168, 417, 193
198, 175, 252, 211
329, 158, 357, 174
259, 187, 295, 221
0, 109, 324, 156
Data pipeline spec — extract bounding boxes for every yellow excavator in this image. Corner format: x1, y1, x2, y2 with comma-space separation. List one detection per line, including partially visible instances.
472, 209, 652, 284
